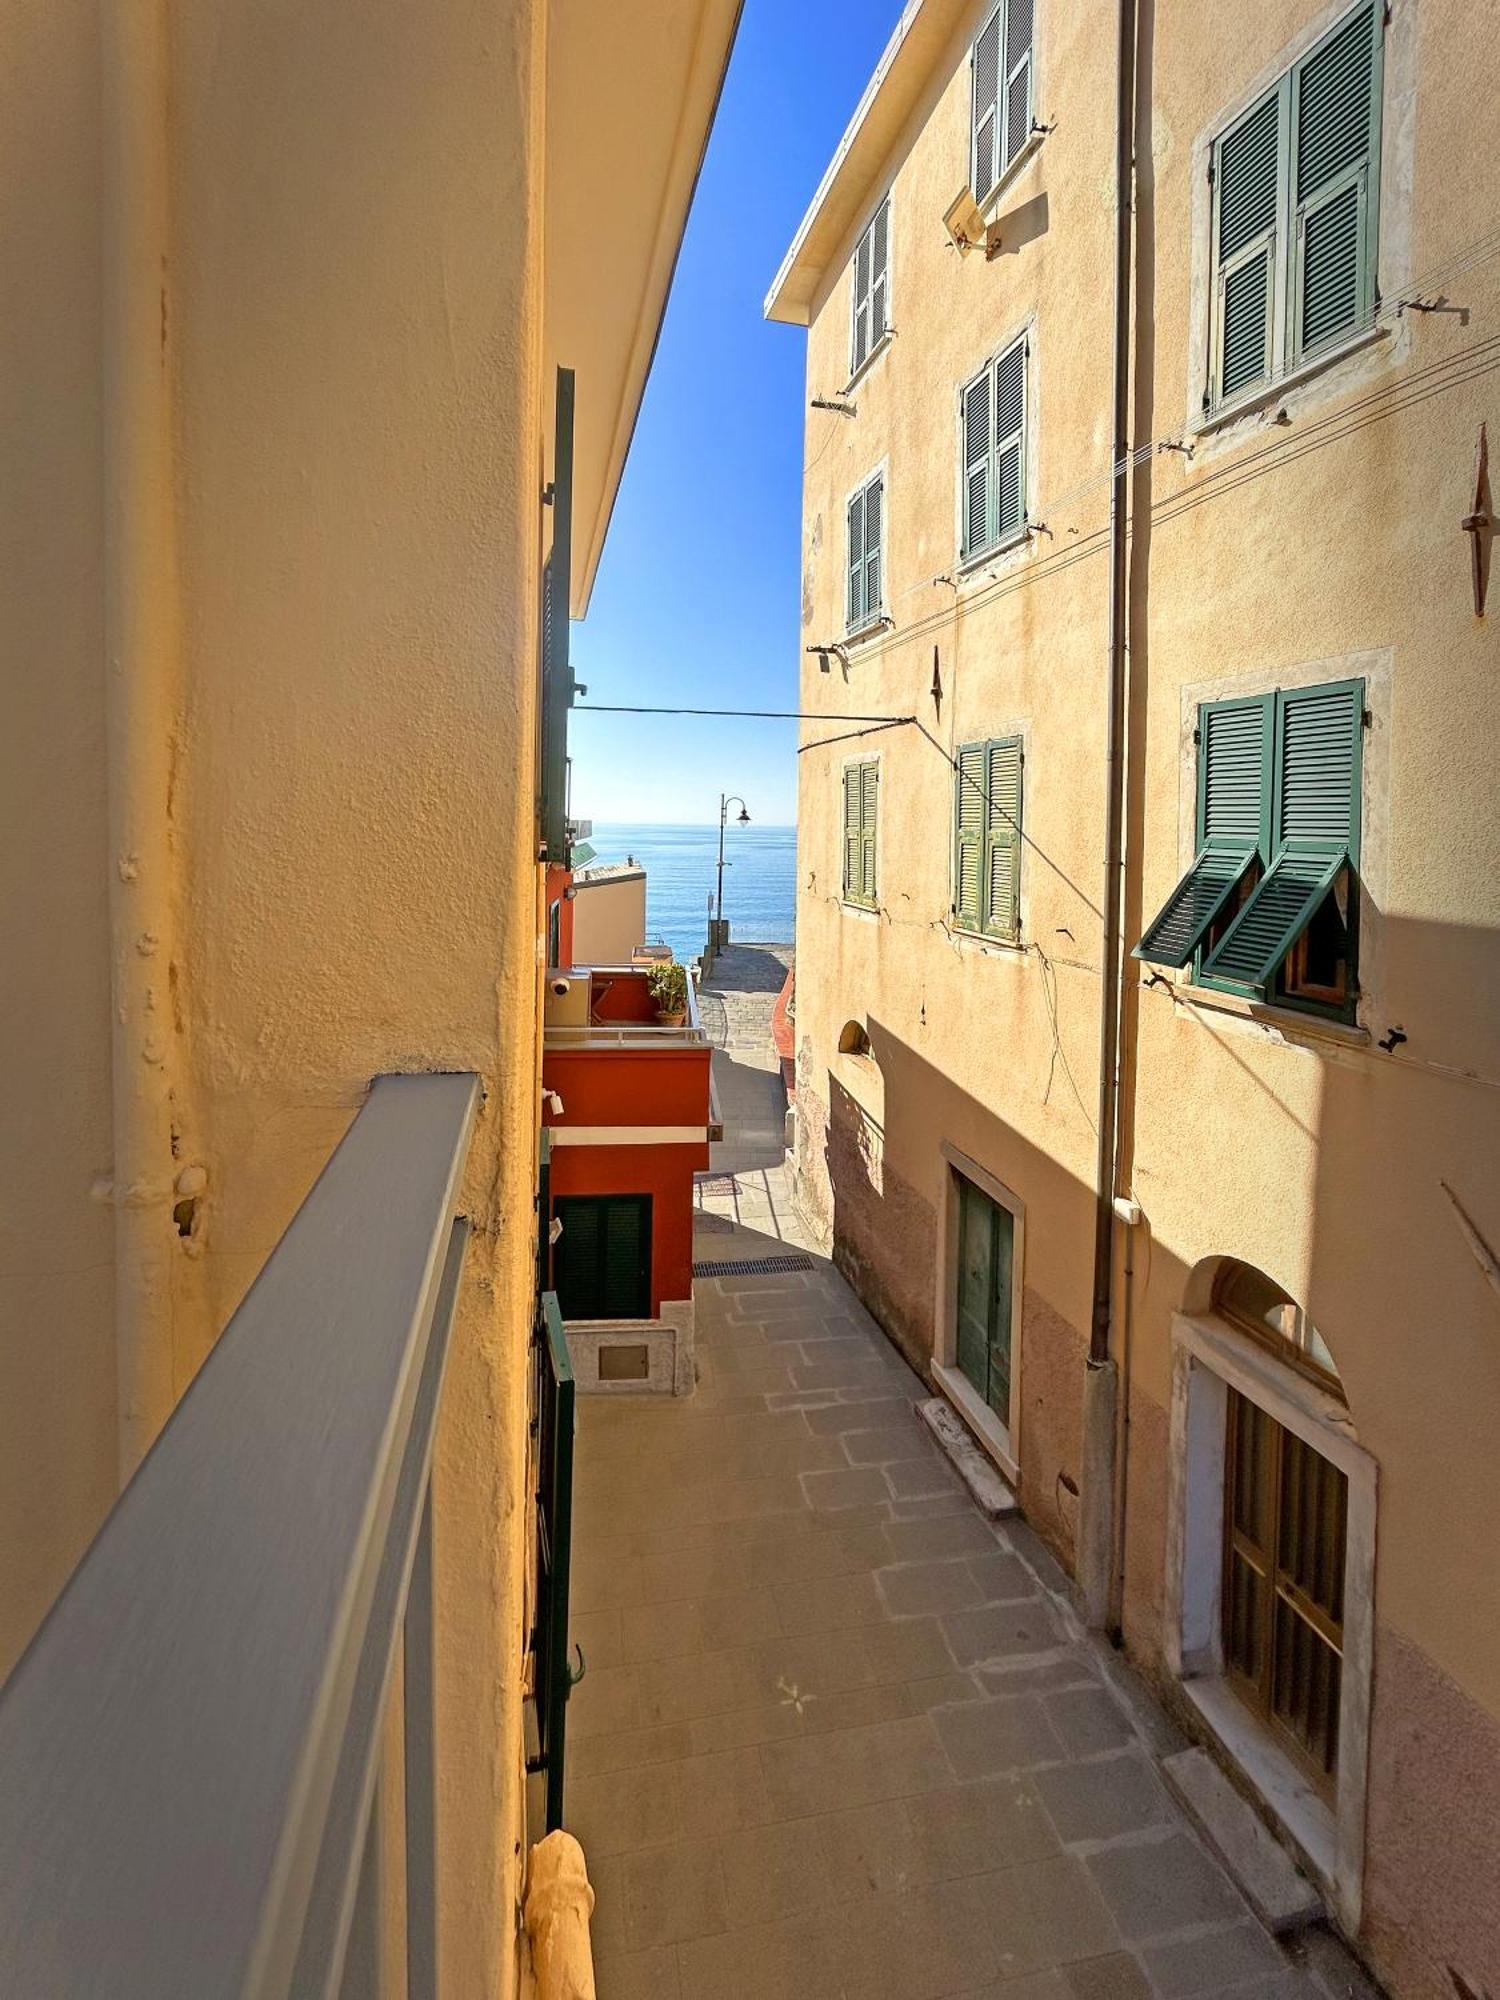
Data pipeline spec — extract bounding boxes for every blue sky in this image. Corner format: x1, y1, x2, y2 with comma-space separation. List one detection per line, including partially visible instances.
569, 0, 898, 829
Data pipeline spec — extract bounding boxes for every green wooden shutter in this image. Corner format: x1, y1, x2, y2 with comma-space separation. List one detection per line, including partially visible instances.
1292, 4, 1379, 358
552, 1194, 603, 1319
993, 340, 1026, 541
540, 367, 576, 862
860, 761, 879, 903
961, 369, 992, 558
954, 744, 985, 929
852, 225, 872, 373
1000, 0, 1033, 173
601, 1196, 650, 1318
870, 199, 889, 346
846, 487, 866, 629
842, 766, 860, 898
862, 475, 883, 619
984, 738, 1022, 940
1212, 92, 1283, 404
1133, 694, 1270, 966
971, 8, 1002, 199
1203, 679, 1362, 989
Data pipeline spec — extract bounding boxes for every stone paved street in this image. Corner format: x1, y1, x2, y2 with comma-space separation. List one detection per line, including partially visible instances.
566, 952, 1377, 2000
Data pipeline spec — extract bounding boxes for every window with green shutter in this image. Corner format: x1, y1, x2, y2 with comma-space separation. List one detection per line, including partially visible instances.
1208, 2, 1382, 411
552, 1193, 652, 1321
850, 195, 891, 377
970, 0, 1034, 205
959, 335, 1028, 563
954, 737, 1022, 942
842, 760, 879, 908
1135, 678, 1363, 1016
847, 470, 885, 632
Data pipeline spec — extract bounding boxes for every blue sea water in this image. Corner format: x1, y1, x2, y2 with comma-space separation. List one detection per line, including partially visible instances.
585, 822, 797, 962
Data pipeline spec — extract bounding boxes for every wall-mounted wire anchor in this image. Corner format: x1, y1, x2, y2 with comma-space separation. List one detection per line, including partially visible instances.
1030, 519, 1053, 538
1030, 118, 1057, 136
1396, 294, 1470, 325
1157, 438, 1195, 460
1377, 1025, 1408, 1053
810, 396, 857, 417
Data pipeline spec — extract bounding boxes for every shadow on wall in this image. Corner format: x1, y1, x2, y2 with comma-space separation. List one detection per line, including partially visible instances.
820, 1017, 1191, 1573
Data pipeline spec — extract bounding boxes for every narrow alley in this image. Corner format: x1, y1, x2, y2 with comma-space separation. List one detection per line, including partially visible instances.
566, 951, 1375, 2000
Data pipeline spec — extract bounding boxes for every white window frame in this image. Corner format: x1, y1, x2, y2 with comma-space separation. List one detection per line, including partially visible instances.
931, 1143, 1024, 1484
1164, 1307, 1376, 1934
848, 193, 893, 385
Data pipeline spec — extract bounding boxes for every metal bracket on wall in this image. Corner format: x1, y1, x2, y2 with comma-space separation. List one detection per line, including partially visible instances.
1461, 422, 1491, 616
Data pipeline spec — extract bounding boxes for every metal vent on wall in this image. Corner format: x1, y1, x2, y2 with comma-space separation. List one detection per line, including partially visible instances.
692, 1253, 815, 1278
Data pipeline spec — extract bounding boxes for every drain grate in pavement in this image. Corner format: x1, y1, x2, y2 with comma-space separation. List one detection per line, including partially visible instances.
693, 1253, 814, 1277
695, 1175, 739, 1196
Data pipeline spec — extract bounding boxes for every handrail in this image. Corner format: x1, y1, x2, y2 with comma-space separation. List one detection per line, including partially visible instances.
0, 1071, 479, 2000
544, 1022, 708, 1047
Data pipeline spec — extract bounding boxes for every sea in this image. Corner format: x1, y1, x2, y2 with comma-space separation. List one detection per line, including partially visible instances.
584, 822, 796, 963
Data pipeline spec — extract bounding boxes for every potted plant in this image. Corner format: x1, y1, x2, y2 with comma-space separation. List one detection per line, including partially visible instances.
647, 960, 689, 1027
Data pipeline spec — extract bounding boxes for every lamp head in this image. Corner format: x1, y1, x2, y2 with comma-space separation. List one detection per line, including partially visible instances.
737, 807, 751, 824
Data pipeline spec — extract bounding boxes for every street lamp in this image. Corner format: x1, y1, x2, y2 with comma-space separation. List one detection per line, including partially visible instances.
715, 793, 751, 940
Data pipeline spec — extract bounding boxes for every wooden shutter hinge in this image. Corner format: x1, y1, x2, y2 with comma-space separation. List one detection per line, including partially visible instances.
1192, 726, 1202, 745
543, 482, 555, 507
1362, 708, 1373, 729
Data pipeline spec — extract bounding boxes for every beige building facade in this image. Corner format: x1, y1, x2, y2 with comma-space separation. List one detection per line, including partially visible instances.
0, 0, 737, 1988
571, 860, 649, 965
768, 1, 1499, 1992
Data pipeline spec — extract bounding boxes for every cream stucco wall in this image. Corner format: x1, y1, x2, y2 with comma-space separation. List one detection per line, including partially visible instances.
782, 1, 1500, 1987
571, 869, 648, 965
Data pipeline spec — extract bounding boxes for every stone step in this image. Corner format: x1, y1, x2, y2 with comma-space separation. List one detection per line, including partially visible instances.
1162, 1747, 1323, 1935
915, 1397, 1019, 1518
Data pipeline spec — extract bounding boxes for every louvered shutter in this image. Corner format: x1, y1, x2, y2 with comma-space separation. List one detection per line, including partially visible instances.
971, 8, 1002, 200
601, 1196, 650, 1318
1001, 0, 1033, 173
541, 368, 576, 862
962, 369, 992, 558
954, 745, 986, 930
552, 1195, 603, 1320
984, 738, 1023, 940
842, 766, 861, 898
862, 475, 883, 619
993, 340, 1027, 541
860, 761, 879, 904
852, 227, 872, 374
1133, 694, 1270, 966
870, 199, 890, 347
847, 487, 866, 629
1212, 92, 1282, 404
1292, 4, 1379, 357
1203, 680, 1362, 990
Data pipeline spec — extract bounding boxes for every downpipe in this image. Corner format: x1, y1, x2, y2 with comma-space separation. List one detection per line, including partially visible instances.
1079, 0, 1138, 1633
101, 0, 182, 1482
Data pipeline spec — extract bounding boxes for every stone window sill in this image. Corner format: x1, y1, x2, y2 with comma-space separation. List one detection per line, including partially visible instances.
844, 329, 895, 397
1168, 981, 1370, 1054
1193, 324, 1389, 438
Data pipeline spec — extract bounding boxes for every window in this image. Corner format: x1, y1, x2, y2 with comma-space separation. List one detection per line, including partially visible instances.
960, 336, 1028, 562
971, 0, 1034, 204
954, 737, 1022, 941
1208, 3, 1383, 411
1134, 678, 1363, 1016
837, 1019, 872, 1057
846, 471, 885, 632
850, 195, 890, 377
1215, 1262, 1341, 1392
552, 1193, 652, 1320
1223, 1388, 1348, 1795
841, 761, 879, 908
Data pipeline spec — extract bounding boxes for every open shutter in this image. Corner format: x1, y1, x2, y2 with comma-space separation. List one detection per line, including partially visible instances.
954, 745, 985, 930
1292, 3, 1379, 357
993, 341, 1026, 541
1133, 695, 1270, 966
870, 199, 890, 348
971, 7, 1002, 200
1212, 92, 1283, 404
862, 476, 883, 619
1202, 680, 1361, 989
540, 367, 576, 862
846, 487, 866, 630
860, 761, 879, 904
961, 369, 992, 558
842, 766, 861, 898
1000, 0, 1033, 173
984, 738, 1022, 940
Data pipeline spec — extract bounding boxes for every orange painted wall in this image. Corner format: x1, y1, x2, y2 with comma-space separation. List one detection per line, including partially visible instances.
542, 1046, 711, 1129
544, 862, 574, 967
547, 1141, 703, 1310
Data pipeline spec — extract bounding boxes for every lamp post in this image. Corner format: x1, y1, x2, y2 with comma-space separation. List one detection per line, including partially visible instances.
715, 793, 751, 946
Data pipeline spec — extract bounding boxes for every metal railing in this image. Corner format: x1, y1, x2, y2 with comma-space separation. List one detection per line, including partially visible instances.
0, 1071, 479, 2000
526, 1291, 577, 1832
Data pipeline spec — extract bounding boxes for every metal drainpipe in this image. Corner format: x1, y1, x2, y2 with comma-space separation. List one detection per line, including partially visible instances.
1078, 0, 1138, 1632
101, 0, 181, 1482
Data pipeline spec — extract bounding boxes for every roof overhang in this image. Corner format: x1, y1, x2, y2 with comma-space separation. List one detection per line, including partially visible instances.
764, 0, 971, 327
546, 0, 743, 615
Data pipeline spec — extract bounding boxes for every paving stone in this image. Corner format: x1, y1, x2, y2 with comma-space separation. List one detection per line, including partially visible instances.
1045, 1684, 1137, 1756
1088, 1831, 1248, 1942
801, 1464, 892, 1510
877, 1557, 989, 1618
860, 1614, 956, 1683
673, 1746, 774, 1842
944, 1598, 1065, 1667
883, 1513, 1003, 1562
843, 1423, 934, 1465
1142, 1921, 1289, 1996
903, 1670, 986, 1712
823, 1876, 1007, 1999
1063, 1951, 1154, 1998
1034, 1750, 1174, 1845
675, 1911, 832, 2000
967, 1549, 1039, 1602
977, 1855, 1122, 1976
568, 1718, 696, 1779
592, 1945, 682, 2000
716, 1801, 914, 1926
803, 1394, 909, 1434
884, 1451, 966, 1500
903, 1774, 1060, 1877
758, 1713, 950, 1817
936, 1693, 1067, 1777
687, 1678, 914, 1754
772, 1570, 886, 1636
621, 1837, 729, 1951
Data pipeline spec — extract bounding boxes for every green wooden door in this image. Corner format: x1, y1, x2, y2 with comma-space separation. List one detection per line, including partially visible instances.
954, 1176, 1013, 1423
553, 1194, 652, 1320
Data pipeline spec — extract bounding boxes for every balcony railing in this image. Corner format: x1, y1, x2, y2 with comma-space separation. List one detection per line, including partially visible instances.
543, 963, 709, 1049
0, 1071, 479, 2000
